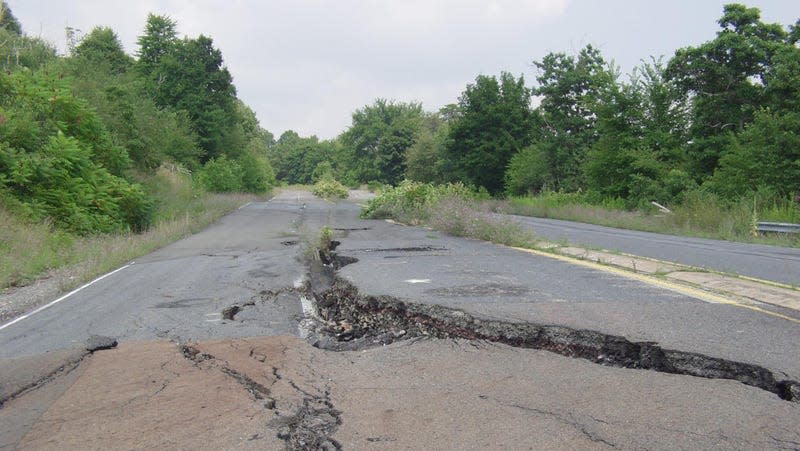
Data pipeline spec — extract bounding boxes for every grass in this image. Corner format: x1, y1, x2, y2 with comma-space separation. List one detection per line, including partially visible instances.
361, 181, 536, 249
0, 166, 262, 292
363, 181, 799, 259
493, 190, 800, 247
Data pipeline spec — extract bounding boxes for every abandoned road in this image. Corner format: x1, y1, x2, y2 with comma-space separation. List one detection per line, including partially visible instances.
1, 190, 799, 450
508, 214, 800, 286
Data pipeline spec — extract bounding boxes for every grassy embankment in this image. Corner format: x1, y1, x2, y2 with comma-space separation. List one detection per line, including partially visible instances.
0, 167, 262, 292
361, 182, 799, 249
495, 191, 800, 246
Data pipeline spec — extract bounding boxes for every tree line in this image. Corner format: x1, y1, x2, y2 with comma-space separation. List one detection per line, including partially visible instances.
0, 4, 275, 234
278, 3, 800, 210
2, 2, 798, 236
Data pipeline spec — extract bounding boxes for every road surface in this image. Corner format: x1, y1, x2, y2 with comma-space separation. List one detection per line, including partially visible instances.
1, 190, 798, 450
508, 214, 800, 285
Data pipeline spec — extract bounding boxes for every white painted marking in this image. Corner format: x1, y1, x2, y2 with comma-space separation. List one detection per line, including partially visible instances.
0, 263, 134, 331
300, 295, 316, 318
405, 279, 431, 284
238, 201, 252, 210
205, 313, 222, 317
298, 295, 318, 339
205, 318, 222, 323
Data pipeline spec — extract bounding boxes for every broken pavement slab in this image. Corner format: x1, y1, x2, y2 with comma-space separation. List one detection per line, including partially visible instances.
667, 271, 800, 312
11, 336, 800, 450
85, 335, 118, 352
558, 247, 682, 274
550, 245, 800, 315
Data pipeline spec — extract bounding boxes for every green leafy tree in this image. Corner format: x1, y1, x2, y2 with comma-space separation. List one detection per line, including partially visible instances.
710, 110, 800, 197
584, 59, 690, 205
74, 27, 132, 75
197, 155, 242, 192
239, 150, 275, 193
504, 144, 548, 196
532, 45, 613, 191
0, 71, 152, 234
136, 14, 177, 81
268, 131, 335, 184
340, 99, 423, 185
0, 1, 21, 35
0, 13, 56, 71
312, 161, 334, 183
152, 35, 239, 161
446, 72, 532, 194
666, 4, 792, 177
405, 112, 451, 184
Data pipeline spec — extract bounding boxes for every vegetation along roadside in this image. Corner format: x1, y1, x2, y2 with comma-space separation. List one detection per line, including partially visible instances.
0, 6, 275, 292
3, 1, 800, 298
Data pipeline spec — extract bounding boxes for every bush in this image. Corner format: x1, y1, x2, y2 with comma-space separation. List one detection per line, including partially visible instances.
505, 144, 549, 196
239, 151, 276, 193
361, 180, 534, 246
361, 180, 485, 223
312, 176, 349, 199
1, 133, 152, 234
197, 156, 243, 192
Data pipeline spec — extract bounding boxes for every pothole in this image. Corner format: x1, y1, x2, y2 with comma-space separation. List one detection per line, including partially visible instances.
304, 246, 800, 403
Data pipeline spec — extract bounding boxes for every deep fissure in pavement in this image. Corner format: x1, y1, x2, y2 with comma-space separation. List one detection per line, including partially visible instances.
306, 248, 800, 403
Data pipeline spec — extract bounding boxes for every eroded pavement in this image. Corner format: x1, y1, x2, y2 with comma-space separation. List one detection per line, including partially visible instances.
1, 190, 799, 450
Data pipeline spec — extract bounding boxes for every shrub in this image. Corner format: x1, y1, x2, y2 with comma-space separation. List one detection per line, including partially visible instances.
361, 180, 478, 223
239, 151, 276, 193
312, 176, 349, 199
1, 133, 152, 234
505, 144, 549, 196
197, 156, 243, 192
362, 180, 534, 246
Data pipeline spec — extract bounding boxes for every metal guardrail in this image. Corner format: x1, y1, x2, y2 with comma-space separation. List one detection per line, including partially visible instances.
756, 222, 800, 234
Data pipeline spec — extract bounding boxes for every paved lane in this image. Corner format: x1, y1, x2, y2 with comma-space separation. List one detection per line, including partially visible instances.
508, 214, 800, 285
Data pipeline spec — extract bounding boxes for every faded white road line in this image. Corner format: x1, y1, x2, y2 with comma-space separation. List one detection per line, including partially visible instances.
0, 263, 134, 332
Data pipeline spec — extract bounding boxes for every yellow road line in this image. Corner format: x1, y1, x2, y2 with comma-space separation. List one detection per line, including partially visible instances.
510, 246, 800, 325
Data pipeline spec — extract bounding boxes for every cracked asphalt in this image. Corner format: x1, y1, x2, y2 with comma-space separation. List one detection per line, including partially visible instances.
1, 190, 799, 449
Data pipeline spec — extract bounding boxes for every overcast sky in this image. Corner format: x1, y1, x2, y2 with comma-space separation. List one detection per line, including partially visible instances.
11, 0, 800, 140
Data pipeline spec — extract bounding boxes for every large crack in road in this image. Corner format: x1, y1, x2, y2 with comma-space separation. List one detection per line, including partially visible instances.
302, 245, 800, 404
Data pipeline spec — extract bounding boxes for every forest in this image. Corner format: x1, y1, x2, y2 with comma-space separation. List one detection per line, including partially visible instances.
1, 2, 799, 288
305, 4, 800, 212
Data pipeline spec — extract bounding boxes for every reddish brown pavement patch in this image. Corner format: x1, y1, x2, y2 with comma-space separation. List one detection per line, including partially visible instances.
14, 336, 800, 450
17, 340, 286, 450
